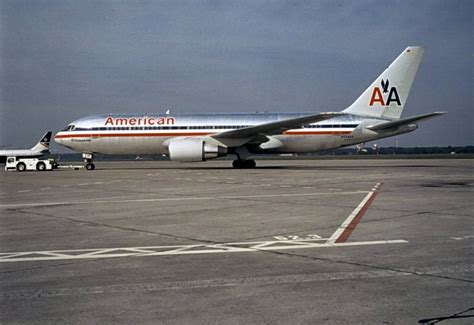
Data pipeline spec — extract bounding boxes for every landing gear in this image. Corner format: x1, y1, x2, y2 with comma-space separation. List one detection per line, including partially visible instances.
83, 153, 95, 171
85, 163, 95, 170
232, 159, 256, 169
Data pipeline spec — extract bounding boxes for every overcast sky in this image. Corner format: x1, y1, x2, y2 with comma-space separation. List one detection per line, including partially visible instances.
1, 0, 472, 150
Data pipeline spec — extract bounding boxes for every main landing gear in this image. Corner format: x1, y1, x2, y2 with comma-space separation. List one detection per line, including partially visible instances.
83, 153, 95, 170
232, 159, 256, 169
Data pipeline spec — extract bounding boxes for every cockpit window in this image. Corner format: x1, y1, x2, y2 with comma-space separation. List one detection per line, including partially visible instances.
63, 125, 76, 131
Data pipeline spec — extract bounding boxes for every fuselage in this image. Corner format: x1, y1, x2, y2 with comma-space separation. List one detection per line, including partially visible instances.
0, 149, 48, 164
54, 112, 414, 156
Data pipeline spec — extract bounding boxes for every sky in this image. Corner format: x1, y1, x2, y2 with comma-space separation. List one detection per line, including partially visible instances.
1, 0, 472, 150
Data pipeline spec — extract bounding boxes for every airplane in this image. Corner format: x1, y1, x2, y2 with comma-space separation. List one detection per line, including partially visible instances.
0, 131, 52, 164
54, 46, 445, 170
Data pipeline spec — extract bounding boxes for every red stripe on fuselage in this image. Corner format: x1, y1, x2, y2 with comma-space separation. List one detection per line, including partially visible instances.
55, 131, 353, 139
55, 132, 213, 138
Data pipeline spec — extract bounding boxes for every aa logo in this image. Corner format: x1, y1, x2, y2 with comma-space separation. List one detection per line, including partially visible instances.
369, 79, 401, 107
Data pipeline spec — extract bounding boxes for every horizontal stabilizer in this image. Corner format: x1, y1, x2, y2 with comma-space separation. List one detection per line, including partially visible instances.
367, 112, 446, 131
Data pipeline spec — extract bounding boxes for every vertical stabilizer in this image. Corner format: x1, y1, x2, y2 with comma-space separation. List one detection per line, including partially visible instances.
30, 131, 52, 152
343, 46, 424, 120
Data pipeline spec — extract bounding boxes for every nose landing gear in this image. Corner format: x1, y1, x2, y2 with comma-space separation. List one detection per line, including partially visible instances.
83, 153, 95, 170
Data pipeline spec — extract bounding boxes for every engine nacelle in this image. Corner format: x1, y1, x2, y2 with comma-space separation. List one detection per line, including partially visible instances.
168, 138, 227, 162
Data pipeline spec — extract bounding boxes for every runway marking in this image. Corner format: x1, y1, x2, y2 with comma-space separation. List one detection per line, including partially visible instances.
274, 234, 323, 241
0, 190, 369, 209
451, 235, 474, 241
40, 187, 52, 191
328, 182, 382, 244
17, 190, 30, 193
0, 238, 407, 263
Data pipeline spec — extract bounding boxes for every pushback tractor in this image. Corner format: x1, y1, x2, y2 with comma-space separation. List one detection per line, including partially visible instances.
5, 157, 58, 172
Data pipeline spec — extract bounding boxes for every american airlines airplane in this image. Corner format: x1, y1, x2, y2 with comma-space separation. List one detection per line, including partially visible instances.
0, 132, 52, 164
55, 46, 444, 170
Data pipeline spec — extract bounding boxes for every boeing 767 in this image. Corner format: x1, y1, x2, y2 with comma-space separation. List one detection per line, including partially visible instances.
55, 46, 445, 170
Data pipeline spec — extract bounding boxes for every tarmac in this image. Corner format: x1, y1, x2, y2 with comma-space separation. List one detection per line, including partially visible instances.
0, 159, 473, 324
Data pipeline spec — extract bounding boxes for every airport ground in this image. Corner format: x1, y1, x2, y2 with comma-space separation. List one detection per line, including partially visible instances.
0, 159, 473, 324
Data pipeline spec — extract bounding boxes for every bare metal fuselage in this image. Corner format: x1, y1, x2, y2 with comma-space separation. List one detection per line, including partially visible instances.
54, 112, 415, 156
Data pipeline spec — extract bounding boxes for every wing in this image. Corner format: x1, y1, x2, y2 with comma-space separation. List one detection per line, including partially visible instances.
212, 112, 341, 147
367, 112, 446, 131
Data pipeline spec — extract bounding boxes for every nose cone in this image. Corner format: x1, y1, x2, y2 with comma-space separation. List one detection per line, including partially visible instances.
54, 132, 64, 145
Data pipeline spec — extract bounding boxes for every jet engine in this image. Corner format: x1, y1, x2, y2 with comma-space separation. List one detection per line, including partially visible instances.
168, 138, 227, 162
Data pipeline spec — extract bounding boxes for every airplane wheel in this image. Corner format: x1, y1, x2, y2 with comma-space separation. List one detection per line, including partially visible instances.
232, 160, 243, 169
85, 163, 95, 170
17, 162, 26, 172
244, 160, 256, 168
36, 162, 46, 171
232, 160, 256, 169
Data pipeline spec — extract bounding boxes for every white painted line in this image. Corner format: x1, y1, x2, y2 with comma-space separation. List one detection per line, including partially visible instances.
451, 235, 474, 241
17, 190, 30, 193
328, 183, 381, 244
40, 187, 52, 191
0, 239, 408, 263
0, 191, 369, 209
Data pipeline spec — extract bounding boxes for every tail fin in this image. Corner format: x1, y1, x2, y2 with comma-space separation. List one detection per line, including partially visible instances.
30, 131, 52, 152
343, 46, 424, 120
